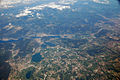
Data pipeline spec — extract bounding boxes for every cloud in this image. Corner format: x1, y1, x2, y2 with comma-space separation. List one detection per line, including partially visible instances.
16, 2, 70, 17
93, 0, 109, 4
0, 0, 39, 8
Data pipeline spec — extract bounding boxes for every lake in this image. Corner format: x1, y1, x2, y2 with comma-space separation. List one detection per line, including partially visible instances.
31, 53, 43, 62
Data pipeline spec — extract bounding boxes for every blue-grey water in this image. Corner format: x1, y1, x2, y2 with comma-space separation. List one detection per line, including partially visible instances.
31, 53, 43, 62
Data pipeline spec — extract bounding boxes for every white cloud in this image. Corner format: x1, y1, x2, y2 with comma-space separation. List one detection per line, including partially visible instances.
16, 2, 70, 17
93, 0, 109, 4
29, 2, 70, 11
58, 0, 78, 5
0, 0, 39, 8
16, 9, 32, 17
